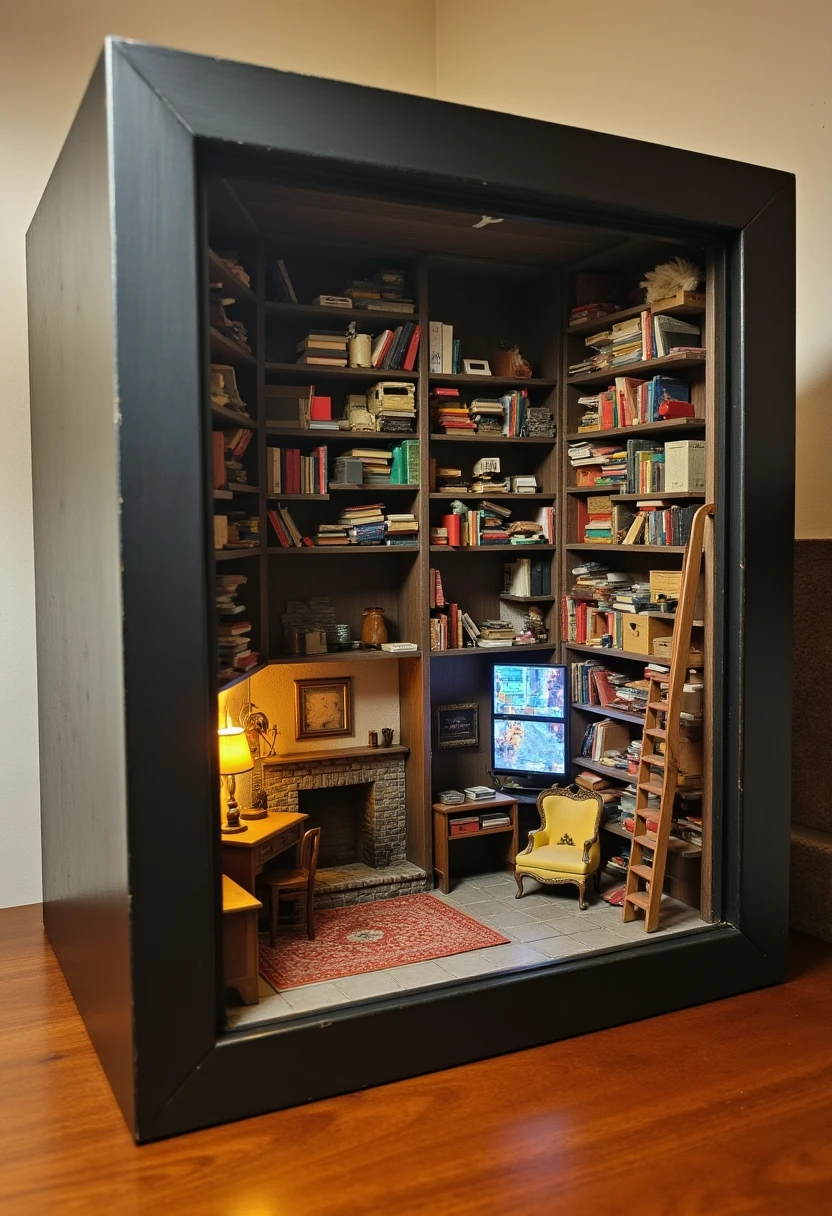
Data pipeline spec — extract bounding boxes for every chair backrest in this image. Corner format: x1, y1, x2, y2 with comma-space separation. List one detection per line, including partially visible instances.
300, 827, 321, 882
536, 784, 603, 843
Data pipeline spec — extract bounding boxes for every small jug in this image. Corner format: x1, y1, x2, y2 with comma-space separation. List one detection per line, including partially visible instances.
361, 606, 388, 649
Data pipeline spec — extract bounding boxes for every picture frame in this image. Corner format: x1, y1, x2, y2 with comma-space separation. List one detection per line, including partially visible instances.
434, 702, 479, 749
294, 677, 353, 740
462, 358, 491, 375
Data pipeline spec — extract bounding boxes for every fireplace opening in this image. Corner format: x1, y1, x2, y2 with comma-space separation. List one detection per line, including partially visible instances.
298, 783, 374, 869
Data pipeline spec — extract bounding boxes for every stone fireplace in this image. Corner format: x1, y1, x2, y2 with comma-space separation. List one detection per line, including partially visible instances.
257, 746, 427, 909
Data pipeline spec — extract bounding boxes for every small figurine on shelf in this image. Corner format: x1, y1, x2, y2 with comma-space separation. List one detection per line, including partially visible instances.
491, 342, 533, 379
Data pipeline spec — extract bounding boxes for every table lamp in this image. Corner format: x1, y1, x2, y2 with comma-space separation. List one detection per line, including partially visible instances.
218, 726, 254, 834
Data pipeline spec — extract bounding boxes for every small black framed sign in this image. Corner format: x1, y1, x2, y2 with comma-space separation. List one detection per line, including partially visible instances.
434, 702, 479, 749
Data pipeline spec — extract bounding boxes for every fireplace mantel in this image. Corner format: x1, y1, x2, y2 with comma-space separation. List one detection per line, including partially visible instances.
262, 745, 410, 766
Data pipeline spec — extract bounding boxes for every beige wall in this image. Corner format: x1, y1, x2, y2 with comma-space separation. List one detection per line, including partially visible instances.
0, 2, 436, 908
3, 0, 821, 906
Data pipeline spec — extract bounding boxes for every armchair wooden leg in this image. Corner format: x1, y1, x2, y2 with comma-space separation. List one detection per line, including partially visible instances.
514, 872, 526, 899
306, 884, 315, 941
577, 880, 587, 910
269, 888, 279, 947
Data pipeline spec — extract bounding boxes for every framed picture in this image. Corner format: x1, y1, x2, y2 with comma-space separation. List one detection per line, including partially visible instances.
434, 702, 479, 749
462, 358, 491, 375
294, 677, 353, 740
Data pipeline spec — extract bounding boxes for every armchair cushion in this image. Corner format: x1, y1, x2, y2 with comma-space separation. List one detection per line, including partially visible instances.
516, 841, 600, 876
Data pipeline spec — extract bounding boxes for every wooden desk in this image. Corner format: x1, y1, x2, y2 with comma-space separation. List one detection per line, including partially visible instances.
432, 794, 519, 894
221, 811, 308, 894
221, 875, 262, 1005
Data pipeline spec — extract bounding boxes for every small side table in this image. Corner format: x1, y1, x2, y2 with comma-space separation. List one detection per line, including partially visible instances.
432, 794, 519, 894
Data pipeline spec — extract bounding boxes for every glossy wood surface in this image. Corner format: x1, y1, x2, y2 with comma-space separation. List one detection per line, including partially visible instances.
3, 903, 830, 1214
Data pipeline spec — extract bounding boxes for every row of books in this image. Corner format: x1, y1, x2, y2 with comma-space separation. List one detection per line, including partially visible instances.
569, 437, 705, 494
571, 660, 650, 717
370, 324, 421, 371
269, 261, 415, 313
212, 428, 252, 491
216, 573, 259, 681
502, 556, 552, 598
430, 502, 554, 548
332, 441, 420, 487
568, 311, 702, 377
210, 289, 251, 353
577, 375, 692, 431
429, 322, 461, 374
211, 364, 249, 416
579, 718, 633, 768
430, 388, 538, 437
268, 446, 327, 496
432, 455, 539, 495
429, 569, 539, 650
214, 512, 259, 551
578, 494, 698, 547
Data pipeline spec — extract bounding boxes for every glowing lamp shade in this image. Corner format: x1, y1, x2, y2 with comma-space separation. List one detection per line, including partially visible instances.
218, 726, 253, 776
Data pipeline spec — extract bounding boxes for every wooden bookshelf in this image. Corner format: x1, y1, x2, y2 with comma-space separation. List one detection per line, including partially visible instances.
208, 250, 256, 304
205, 188, 715, 916
565, 642, 663, 664
571, 702, 644, 725
565, 292, 705, 337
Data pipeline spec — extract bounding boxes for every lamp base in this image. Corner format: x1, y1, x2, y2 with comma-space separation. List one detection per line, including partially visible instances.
221, 822, 248, 834
240, 807, 268, 820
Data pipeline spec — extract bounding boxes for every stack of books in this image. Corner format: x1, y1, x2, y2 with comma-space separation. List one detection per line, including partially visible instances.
582, 494, 613, 544
296, 331, 348, 367
568, 443, 628, 488
568, 329, 614, 377
569, 302, 617, 327
385, 512, 418, 545
216, 574, 258, 681
449, 816, 480, 837
610, 316, 643, 368
210, 289, 251, 352
431, 388, 475, 433
267, 445, 328, 495
511, 475, 539, 494
336, 448, 394, 486
438, 790, 465, 805
471, 457, 508, 493
211, 365, 249, 415
212, 428, 252, 490
213, 250, 251, 289
478, 620, 516, 646
339, 502, 386, 545
435, 465, 468, 492
464, 786, 496, 801
468, 398, 505, 433
479, 809, 511, 830
343, 268, 415, 313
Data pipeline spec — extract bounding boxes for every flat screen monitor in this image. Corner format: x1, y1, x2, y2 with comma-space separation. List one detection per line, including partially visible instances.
492, 664, 568, 784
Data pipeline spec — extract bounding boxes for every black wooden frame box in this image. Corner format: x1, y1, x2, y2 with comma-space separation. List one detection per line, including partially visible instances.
27, 38, 794, 1142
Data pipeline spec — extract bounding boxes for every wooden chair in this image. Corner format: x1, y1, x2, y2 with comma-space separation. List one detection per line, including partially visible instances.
259, 828, 321, 945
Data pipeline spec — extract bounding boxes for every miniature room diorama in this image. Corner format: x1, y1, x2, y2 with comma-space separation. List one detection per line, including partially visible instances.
208, 176, 715, 1028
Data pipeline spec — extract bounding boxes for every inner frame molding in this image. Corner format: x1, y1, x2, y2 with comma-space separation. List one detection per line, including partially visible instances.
26, 37, 794, 1141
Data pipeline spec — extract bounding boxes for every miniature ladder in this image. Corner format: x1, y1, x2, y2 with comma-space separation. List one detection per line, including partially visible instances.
622, 502, 714, 932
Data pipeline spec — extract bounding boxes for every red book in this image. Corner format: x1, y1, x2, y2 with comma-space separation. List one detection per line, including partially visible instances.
402, 324, 421, 372
310, 395, 331, 421
373, 331, 395, 368
449, 602, 458, 650
292, 448, 301, 495
212, 432, 226, 489
441, 514, 461, 547
268, 509, 290, 547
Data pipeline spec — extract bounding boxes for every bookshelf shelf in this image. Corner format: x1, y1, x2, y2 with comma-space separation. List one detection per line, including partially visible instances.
571, 702, 645, 725
611, 491, 706, 502
215, 547, 262, 561
429, 492, 554, 501
429, 544, 556, 554
211, 406, 256, 430
601, 818, 700, 858
269, 648, 421, 664
565, 293, 706, 337
227, 483, 259, 495
565, 543, 687, 554
265, 362, 417, 383
499, 594, 557, 603
265, 301, 420, 328
566, 642, 660, 664
330, 483, 419, 492
267, 493, 329, 501
429, 374, 557, 390
265, 428, 410, 444
448, 823, 516, 840
210, 327, 256, 365
218, 660, 269, 691
430, 642, 557, 660
566, 418, 705, 442
267, 545, 419, 556
208, 250, 256, 304
571, 756, 632, 783
430, 434, 555, 445
566, 352, 705, 387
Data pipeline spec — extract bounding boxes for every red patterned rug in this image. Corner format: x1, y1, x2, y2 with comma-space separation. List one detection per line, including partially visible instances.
258, 893, 509, 990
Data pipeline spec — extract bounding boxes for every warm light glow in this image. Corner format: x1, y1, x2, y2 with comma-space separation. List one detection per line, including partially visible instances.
218, 726, 253, 776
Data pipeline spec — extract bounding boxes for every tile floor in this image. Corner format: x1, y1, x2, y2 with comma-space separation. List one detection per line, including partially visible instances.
226, 872, 706, 1030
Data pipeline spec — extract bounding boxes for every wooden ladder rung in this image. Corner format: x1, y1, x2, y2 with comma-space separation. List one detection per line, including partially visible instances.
645, 727, 667, 740
642, 754, 665, 768
629, 864, 654, 881
625, 891, 650, 910
638, 781, 664, 796
647, 701, 669, 712
634, 834, 657, 849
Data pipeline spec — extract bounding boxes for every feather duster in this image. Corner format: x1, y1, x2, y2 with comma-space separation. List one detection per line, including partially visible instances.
640, 257, 702, 304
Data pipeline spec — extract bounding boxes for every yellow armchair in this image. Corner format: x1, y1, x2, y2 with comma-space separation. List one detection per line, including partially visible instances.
514, 785, 604, 909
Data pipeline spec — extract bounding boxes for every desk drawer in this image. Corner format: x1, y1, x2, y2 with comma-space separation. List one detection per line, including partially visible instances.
256, 823, 302, 866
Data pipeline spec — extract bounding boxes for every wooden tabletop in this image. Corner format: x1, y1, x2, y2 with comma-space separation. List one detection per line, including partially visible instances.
3, 902, 832, 1214
221, 874, 262, 913
219, 809, 307, 848
432, 792, 518, 815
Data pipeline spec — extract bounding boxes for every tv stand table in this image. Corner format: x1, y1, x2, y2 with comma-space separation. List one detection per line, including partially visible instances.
432, 794, 519, 894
